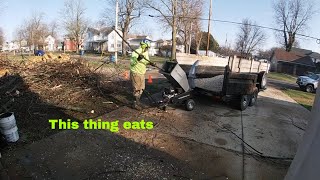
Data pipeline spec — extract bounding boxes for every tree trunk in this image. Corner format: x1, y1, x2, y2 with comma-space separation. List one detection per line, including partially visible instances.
283, 24, 289, 52
196, 32, 202, 54
184, 30, 188, 53
183, 25, 190, 53
122, 30, 126, 57
76, 38, 79, 53
286, 32, 295, 52
122, 21, 130, 57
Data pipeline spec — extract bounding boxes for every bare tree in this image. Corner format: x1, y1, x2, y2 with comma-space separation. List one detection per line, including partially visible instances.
177, 0, 203, 53
49, 20, 59, 38
0, 28, 4, 46
235, 19, 266, 58
61, 0, 88, 53
19, 12, 49, 51
146, 0, 178, 60
0, 1, 5, 47
14, 27, 25, 49
102, 0, 144, 57
273, 0, 315, 52
193, 21, 203, 54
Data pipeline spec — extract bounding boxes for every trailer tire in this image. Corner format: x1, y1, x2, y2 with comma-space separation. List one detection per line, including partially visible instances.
257, 71, 267, 90
239, 95, 249, 111
185, 99, 195, 111
249, 90, 258, 107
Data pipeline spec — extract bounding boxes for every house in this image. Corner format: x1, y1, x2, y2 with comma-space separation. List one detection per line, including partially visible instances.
17, 39, 30, 52
2, 41, 19, 52
291, 47, 320, 63
155, 39, 185, 57
197, 50, 216, 57
270, 48, 316, 75
156, 39, 172, 48
127, 35, 157, 56
84, 27, 122, 53
63, 37, 77, 52
308, 52, 320, 63
45, 35, 56, 51
62, 34, 85, 52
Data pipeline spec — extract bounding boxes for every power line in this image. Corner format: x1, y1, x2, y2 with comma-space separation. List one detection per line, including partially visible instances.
147, 14, 320, 43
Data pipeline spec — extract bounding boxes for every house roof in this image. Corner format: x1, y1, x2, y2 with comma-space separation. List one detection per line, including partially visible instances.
291, 56, 316, 67
291, 47, 313, 55
136, 35, 149, 39
309, 52, 320, 59
87, 27, 100, 35
100, 27, 113, 36
273, 49, 315, 67
87, 27, 118, 37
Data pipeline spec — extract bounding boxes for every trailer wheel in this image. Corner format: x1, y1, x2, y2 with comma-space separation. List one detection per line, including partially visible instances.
249, 90, 258, 107
185, 99, 195, 111
258, 71, 267, 90
239, 95, 249, 111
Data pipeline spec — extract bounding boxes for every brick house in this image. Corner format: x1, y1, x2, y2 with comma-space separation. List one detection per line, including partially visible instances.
63, 37, 78, 52
270, 48, 316, 75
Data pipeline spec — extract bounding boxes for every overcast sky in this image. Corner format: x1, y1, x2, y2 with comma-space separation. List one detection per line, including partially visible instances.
1, 0, 320, 52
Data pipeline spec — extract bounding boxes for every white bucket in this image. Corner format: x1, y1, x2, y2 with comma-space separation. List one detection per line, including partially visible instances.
0, 112, 19, 142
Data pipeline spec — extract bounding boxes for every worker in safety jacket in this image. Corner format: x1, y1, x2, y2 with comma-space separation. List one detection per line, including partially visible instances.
130, 39, 156, 110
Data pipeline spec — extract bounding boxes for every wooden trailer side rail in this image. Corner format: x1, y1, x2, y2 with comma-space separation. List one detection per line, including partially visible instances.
176, 53, 269, 74
228, 56, 269, 74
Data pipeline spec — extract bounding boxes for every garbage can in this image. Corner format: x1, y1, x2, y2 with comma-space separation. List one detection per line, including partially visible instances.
110, 55, 116, 63
35, 50, 45, 56
0, 112, 19, 142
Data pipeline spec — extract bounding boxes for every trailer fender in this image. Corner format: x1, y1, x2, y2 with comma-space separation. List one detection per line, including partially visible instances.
257, 71, 267, 90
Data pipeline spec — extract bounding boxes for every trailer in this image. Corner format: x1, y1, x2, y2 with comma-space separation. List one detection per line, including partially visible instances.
176, 53, 269, 90
159, 59, 263, 111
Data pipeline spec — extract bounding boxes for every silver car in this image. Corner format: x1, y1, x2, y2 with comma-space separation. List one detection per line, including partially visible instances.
296, 73, 319, 93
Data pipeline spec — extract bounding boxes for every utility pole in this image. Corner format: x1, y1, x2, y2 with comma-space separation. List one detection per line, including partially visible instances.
171, 0, 177, 60
114, 0, 119, 64
206, 0, 212, 56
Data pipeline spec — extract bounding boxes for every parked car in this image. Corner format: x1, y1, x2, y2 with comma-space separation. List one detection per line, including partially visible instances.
296, 73, 319, 93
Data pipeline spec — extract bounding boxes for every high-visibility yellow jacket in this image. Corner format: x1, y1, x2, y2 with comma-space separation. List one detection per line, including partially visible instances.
130, 47, 150, 75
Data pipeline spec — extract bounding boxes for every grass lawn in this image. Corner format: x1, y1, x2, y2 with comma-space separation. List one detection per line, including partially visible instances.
283, 89, 315, 111
268, 72, 297, 84
5, 55, 26, 61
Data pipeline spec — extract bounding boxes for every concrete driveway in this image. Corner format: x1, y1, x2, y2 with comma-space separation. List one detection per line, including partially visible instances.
2, 84, 310, 179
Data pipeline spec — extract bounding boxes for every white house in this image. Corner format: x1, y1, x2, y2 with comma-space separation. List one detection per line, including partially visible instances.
2, 41, 19, 52
197, 50, 216, 57
84, 27, 122, 53
45, 35, 56, 51
127, 35, 157, 56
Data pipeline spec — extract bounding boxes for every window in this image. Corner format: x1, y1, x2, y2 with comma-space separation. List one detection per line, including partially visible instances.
111, 44, 114, 48
117, 44, 121, 47
307, 73, 319, 80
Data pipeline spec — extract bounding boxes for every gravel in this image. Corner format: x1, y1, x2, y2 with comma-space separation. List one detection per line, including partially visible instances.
194, 75, 224, 92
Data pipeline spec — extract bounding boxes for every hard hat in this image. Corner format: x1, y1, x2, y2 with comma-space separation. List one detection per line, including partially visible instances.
140, 39, 151, 48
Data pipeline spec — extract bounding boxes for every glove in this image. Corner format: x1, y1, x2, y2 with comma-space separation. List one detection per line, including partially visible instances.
137, 54, 144, 61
